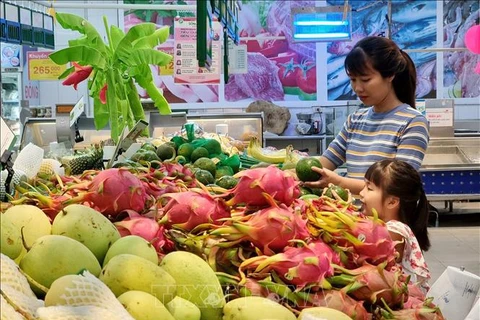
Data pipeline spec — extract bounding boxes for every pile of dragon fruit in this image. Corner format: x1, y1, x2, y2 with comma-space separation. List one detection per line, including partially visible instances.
9, 163, 445, 319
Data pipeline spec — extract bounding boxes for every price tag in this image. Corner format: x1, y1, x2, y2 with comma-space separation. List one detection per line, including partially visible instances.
70, 96, 85, 127
158, 47, 174, 75
28, 51, 67, 81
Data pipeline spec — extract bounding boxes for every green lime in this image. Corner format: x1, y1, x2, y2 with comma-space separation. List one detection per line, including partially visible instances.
202, 139, 222, 155
215, 165, 234, 179
156, 143, 176, 161
295, 157, 322, 182
216, 175, 238, 189
195, 169, 215, 185
177, 143, 195, 161
194, 157, 216, 177
140, 142, 157, 152
191, 147, 209, 162
324, 185, 349, 201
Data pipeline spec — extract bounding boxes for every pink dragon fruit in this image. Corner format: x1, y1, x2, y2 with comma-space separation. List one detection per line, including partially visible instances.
377, 305, 445, 320
313, 208, 398, 267
159, 190, 230, 231
331, 263, 408, 308
224, 166, 300, 207
239, 240, 340, 290
115, 210, 174, 255
63, 168, 150, 217
298, 289, 370, 320
211, 193, 309, 255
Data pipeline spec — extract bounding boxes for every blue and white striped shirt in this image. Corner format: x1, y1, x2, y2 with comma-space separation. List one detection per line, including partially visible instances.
323, 104, 429, 179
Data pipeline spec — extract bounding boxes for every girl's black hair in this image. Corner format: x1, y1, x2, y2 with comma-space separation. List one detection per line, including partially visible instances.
344, 36, 417, 110
365, 159, 431, 251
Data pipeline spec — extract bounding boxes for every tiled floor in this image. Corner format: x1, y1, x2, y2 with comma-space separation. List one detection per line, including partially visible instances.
425, 200, 480, 285
425, 226, 480, 284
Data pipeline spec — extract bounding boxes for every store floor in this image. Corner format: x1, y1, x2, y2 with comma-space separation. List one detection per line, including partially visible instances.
426, 202, 480, 284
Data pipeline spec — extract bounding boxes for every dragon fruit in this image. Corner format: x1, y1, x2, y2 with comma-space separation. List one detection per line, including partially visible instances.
239, 240, 340, 290
211, 194, 309, 255
63, 168, 150, 217
330, 263, 408, 307
308, 206, 397, 267
377, 304, 445, 320
298, 289, 370, 320
224, 166, 300, 207
159, 190, 230, 231
115, 211, 174, 255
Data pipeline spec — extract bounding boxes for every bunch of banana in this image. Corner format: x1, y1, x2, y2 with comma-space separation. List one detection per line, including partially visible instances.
246, 137, 290, 164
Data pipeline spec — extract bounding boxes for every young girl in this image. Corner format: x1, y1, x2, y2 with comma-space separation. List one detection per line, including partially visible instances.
359, 159, 431, 292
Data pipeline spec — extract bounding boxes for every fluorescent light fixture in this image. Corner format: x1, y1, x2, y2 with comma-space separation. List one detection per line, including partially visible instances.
291, 5, 352, 42
294, 32, 350, 39
294, 21, 348, 26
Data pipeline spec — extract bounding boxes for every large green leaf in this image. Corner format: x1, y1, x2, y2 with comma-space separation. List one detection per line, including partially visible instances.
110, 26, 125, 50
141, 80, 171, 115
106, 69, 120, 142
132, 26, 170, 49
50, 46, 107, 69
122, 49, 172, 67
126, 78, 146, 123
93, 96, 110, 130
55, 13, 107, 54
114, 23, 157, 60
129, 65, 153, 88
57, 66, 75, 80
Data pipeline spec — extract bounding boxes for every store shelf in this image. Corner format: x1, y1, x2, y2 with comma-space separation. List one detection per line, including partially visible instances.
264, 134, 326, 140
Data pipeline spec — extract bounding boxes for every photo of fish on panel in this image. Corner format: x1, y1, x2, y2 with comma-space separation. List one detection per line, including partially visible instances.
326, 0, 438, 101
443, 0, 480, 99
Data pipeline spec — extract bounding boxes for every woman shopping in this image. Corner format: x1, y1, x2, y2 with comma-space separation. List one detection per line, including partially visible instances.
305, 36, 429, 195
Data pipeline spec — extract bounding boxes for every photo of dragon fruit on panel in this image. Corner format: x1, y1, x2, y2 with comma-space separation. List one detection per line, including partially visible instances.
124, 0, 479, 104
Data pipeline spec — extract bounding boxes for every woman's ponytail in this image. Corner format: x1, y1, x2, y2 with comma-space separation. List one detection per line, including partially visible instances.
392, 50, 417, 109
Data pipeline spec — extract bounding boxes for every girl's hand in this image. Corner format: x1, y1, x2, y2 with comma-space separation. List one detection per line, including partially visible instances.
302, 166, 342, 189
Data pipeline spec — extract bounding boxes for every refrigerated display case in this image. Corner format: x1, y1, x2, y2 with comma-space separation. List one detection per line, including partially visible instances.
1, 71, 22, 138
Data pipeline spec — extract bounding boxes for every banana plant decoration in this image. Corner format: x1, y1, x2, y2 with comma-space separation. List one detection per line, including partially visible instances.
49, 12, 172, 143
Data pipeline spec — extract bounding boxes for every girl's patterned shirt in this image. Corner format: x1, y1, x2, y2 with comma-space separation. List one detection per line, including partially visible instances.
386, 220, 431, 293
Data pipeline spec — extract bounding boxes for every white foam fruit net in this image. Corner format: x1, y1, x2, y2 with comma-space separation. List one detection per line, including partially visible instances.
12, 143, 44, 179
0, 254, 44, 319
0, 295, 25, 320
45, 271, 133, 320
37, 306, 125, 320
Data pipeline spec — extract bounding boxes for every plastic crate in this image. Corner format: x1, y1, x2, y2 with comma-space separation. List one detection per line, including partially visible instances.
6, 20, 20, 43
21, 24, 33, 45
422, 170, 480, 195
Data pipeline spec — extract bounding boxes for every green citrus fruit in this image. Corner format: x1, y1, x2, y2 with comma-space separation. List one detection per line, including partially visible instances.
295, 157, 322, 182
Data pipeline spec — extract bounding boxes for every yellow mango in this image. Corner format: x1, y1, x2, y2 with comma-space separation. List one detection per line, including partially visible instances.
19, 235, 101, 292
118, 290, 175, 320
103, 235, 158, 267
160, 251, 225, 320
1, 217, 22, 259
298, 307, 352, 320
52, 204, 120, 264
222, 297, 296, 320
99, 254, 176, 304
166, 296, 201, 320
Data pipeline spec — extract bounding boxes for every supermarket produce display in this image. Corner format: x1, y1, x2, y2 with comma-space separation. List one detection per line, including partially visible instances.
0, 133, 446, 319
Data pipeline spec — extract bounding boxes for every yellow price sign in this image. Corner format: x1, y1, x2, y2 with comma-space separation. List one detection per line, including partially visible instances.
158, 47, 174, 76
27, 51, 67, 81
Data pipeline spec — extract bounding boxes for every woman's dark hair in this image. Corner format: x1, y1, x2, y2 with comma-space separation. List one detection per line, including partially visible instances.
365, 159, 430, 251
344, 36, 417, 109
